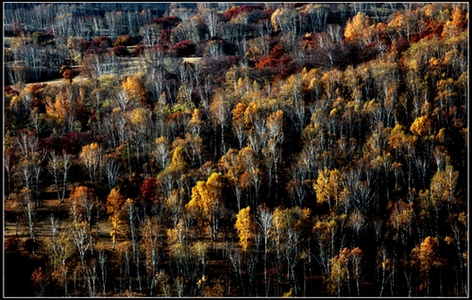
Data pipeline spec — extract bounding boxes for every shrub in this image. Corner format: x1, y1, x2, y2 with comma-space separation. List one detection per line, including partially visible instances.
172, 39, 196, 57
112, 45, 130, 56
114, 35, 131, 47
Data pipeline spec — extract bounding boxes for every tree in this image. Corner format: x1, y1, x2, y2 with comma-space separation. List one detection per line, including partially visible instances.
234, 206, 255, 251
411, 236, 441, 296
48, 150, 72, 202
156, 145, 188, 200
240, 166, 264, 210
271, 5, 298, 34
124, 198, 139, 267
173, 133, 204, 168
126, 107, 152, 166
19, 187, 38, 252
201, 7, 219, 38
59, 65, 76, 84
326, 252, 348, 296
15, 129, 45, 204
209, 92, 230, 155
69, 186, 96, 228
287, 159, 310, 207
262, 138, 282, 200
31, 267, 50, 296
49, 229, 74, 296
263, 110, 284, 198
272, 206, 311, 295
97, 247, 107, 295
448, 211, 467, 296
300, 4, 329, 33
347, 208, 366, 248
69, 220, 92, 265
102, 154, 121, 190
313, 167, 342, 212
4, 147, 17, 200
152, 136, 171, 172
344, 12, 374, 45
139, 216, 162, 295
219, 148, 245, 210
80, 142, 103, 185
186, 172, 226, 241
140, 177, 158, 217
313, 212, 346, 277
256, 204, 273, 295
232, 102, 248, 149
378, 246, 393, 296
244, 101, 268, 154
418, 165, 459, 238
350, 247, 364, 296
106, 188, 126, 250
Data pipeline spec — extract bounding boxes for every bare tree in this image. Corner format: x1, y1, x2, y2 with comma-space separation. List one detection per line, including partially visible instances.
19, 187, 38, 252
70, 221, 91, 265
79, 142, 104, 185
97, 248, 107, 295
202, 8, 218, 38
257, 204, 273, 297
103, 154, 122, 190
4, 148, 17, 200
48, 151, 71, 202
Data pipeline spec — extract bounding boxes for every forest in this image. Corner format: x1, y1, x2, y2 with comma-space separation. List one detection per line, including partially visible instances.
3, 2, 468, 297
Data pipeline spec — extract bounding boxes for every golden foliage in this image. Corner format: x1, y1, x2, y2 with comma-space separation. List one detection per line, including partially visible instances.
344, 12, 373, 44
186, 172, 225, 227
234, 206, 255, 251
121, 73, 148, 105
410, 115, 433, 136
411, 236, 441, 278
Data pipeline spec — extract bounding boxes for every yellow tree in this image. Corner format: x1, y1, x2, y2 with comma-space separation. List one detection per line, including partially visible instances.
411, 236, 442, 296
314, 167, 331, 209
219, 148, 244, 210
272, 206, 311, 295
126, 107, 151, 165
344, 12, 374, 45
49, 229, 74, 296
156, 145, 188, 199
232, 102, 248, 149
326, 251, 348, 296
69, 186, 96, 227
187, 108, 204, 137
79, 142, 103, 184
410, 115, 433, 137
234, 206, 255, 251
313, 212, 347, 276
106, 188, 126, 250
313, 167, 343, 212
418, 164, 459, 238
270, 4, 298, 34
388, 123, 418, 189
186, 172, 226, 241
52, 90, 71, 123
121, 72, 148, 107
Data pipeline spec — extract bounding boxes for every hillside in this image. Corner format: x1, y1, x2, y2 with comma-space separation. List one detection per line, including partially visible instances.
3, 2, 468, 297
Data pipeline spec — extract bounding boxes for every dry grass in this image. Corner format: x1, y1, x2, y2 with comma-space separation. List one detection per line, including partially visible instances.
182, 57, 203, 64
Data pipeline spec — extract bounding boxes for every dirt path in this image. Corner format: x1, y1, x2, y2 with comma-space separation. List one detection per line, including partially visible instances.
22, 56, 202, 88
25, 75, 90, 87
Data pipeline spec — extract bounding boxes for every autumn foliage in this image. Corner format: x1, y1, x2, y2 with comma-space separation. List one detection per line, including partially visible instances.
3, 2, 468, 298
